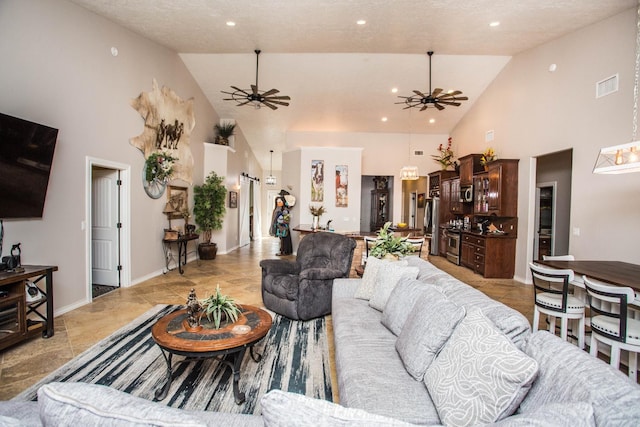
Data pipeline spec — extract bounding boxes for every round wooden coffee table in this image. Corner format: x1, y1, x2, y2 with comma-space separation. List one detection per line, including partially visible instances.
151, 305, 272, 404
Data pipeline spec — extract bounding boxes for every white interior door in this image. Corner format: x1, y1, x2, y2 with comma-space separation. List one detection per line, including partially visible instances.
91, 168, 120, 286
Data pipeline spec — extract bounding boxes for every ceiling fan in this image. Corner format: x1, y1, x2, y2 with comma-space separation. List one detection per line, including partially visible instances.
397, 51, 468, 111
222, 50, 290, 110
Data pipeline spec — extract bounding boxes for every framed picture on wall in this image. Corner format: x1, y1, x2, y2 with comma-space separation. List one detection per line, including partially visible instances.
335, 165, 348, 207
229, 191, 238, 208
311, 159, 324, 202
166, 185, 188, 219
417, 193, 426, 208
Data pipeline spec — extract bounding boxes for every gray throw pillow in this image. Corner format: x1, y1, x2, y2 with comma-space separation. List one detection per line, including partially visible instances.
260, 389, 419, 426
395, 287, 465, 380
38, 382, 205, 427
382, 278, 435, 336
424, 308, 539, 426
369, 264, 419, 311
354, 257, 407, 301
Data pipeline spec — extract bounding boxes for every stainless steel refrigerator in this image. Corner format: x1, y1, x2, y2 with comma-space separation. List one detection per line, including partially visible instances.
424, 198, 440, 256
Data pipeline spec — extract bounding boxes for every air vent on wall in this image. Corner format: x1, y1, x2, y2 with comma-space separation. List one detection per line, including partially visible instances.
414, 150, 424, 156
596, 74, 619, 98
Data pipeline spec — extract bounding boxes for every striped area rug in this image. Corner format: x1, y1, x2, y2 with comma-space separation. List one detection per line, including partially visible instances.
15, 305, 332, 415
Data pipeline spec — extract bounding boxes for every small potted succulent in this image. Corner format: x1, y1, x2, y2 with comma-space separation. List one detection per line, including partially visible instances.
214, 122, 236, 146
200, 285, 241, 329
370, 222, 415, 259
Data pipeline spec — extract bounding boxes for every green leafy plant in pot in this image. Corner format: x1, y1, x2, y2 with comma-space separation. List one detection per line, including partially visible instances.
370, 222, 415, 259
193, 171, 226, 259
214, 122, 236, 146
200, 285, 241, 329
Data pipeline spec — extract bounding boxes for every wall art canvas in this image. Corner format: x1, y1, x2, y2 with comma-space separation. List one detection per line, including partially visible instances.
130, 79, 195, 184
166, 185, 188, 219
229, 191, 238, 208
311, 160, 324, 202
335, 165, 348, 207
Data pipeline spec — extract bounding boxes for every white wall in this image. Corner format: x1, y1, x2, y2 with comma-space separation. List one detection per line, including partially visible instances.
285, 131, 450, 223
451, 8, 639, 282
0, 0, 221, 314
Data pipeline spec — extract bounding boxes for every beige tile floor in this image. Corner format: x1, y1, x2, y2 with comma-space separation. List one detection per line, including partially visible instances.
0, 238, 534, 400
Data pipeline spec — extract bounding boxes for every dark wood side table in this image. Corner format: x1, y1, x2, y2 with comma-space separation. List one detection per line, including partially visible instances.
0, 265, 57, 351
151, 305, 272, 404
162, 234, 199, 274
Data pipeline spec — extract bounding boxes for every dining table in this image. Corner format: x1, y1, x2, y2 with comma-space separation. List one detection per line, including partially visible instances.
537, 260, 640, 306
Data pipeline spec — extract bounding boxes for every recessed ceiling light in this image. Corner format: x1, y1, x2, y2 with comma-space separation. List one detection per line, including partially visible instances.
226, 21, 236, 27
429, 118, 436, 124
381, 117, 388, 122
357, 20, 366, 25
391, 88, 398, 93
489, 21, 500, 27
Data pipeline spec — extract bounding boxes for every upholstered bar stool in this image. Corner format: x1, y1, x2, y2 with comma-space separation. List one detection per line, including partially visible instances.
529, 263, 586, 349
583, 276, 640, 381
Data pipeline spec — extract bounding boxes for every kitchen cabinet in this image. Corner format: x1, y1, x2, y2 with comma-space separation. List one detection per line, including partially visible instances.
473, 159, 518, 217
440, 178, 452, 223
458, 154, 483, 186
486, 159, 519, 217
449, 178, 462, 214
428, 170, 457, 198
538, 235, 551, 260
461, 233, 516, 278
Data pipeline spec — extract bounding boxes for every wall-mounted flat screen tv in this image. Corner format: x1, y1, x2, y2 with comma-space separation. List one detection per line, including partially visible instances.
0, 113, 58, 219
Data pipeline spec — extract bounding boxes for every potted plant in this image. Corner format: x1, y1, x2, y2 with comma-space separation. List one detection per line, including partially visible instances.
214, 122, 236, 146
200, 285, 241, 329
432, 137, 455, 170
193, 171, 227, 259
369, 222, 415, 259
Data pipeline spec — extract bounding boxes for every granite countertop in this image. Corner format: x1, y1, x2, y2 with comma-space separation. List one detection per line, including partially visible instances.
293, 225, 425, 239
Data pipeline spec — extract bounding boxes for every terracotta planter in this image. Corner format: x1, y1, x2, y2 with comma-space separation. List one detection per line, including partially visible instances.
198, 242, 218, 260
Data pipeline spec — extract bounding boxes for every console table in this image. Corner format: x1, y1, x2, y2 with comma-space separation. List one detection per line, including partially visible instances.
0, 265, 57, 351
162, 234, 199, 274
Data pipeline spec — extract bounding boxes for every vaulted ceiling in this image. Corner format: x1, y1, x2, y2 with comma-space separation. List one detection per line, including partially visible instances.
69, 0, 636, 170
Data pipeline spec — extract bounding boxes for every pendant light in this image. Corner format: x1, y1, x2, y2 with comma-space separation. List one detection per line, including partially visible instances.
593, 0, 640, 174
266, 150, 276, 185
401, 143, 419, 180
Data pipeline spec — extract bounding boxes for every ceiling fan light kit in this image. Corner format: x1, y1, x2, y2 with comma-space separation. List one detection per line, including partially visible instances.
397, 51, 468, 111
222, 50, 291, 110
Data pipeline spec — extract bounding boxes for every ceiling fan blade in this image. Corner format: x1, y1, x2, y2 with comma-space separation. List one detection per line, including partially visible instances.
267, 95, 291, 101
251, 85, 258, 96
438, 100, 461, 106
438, 90, 462, 98
231, 86, 249, 94
420, 105, 429, 111
454, 96, 468, 101
431, 88, 443, 98
262, 88, 279, 97
402, 104, 415, 110
265, 99, 290, 106
236, 100, 254, 107
261, 101, 278, 110
434, 103, 445, 111
413, 90, 426, 97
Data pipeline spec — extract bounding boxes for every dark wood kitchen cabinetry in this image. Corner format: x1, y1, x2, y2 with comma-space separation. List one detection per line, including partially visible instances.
458, 154, 483, 186
461, 233, 516, 278
449, 178, 462, 214
473, 159, 518, 217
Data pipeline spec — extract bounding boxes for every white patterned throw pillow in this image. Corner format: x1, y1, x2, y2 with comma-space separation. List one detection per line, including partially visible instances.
423, 308, 539, 427
355, 257, 407, 300
369, 263, 419, 311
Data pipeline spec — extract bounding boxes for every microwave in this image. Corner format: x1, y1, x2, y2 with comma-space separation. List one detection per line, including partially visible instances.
460, 185, 473, 203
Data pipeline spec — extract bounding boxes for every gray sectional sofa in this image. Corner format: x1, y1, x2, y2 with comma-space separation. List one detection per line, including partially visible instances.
2, 256, 640, 426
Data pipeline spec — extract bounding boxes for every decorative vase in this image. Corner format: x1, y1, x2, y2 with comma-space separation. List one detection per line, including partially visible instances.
198, 242, 218, 260
312, 215, 320, 230
483, 165, 489, 171
441, 164, 448, 171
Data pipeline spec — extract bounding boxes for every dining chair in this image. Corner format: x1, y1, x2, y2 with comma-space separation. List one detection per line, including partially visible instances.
529, 263, 586, 349
541, 254, 585, 299
405, 237, 424, 257
583, 275, 640, 381
363, 236, 378, 265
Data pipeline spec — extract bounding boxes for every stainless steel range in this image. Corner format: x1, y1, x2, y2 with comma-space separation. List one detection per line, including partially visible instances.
445, 228, 462, 265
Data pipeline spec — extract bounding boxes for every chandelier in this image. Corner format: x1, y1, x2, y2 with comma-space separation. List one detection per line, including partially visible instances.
593, 0, 640, 174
